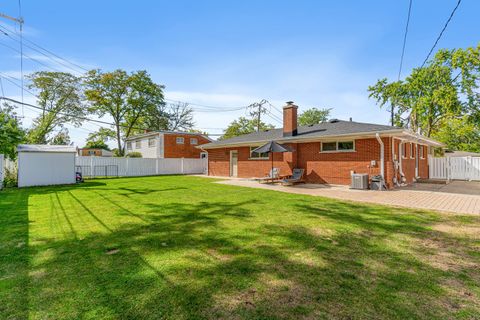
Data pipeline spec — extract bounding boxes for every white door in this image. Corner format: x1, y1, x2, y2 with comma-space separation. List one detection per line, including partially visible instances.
230, 150, 238, 177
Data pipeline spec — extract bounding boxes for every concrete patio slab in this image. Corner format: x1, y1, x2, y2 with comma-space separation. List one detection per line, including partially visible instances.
215, 179, 480, 215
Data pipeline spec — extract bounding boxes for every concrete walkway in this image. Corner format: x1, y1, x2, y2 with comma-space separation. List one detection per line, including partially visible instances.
216, 179, 480, 215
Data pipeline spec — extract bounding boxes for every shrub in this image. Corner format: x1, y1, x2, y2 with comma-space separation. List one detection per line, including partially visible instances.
125, 152, 142, 158
3, 162, 18, 188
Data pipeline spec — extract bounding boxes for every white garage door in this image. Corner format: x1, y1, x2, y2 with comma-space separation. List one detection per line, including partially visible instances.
18, 152, 76, 187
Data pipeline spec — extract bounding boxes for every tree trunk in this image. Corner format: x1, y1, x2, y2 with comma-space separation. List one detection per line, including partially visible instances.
116, 123, 123, 156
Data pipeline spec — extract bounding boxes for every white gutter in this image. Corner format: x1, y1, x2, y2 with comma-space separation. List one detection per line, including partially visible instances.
375, 133, 384, 180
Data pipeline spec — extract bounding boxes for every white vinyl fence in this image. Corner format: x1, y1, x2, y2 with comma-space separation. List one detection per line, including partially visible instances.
75, 156, 207, 178
429, 156, 480, 181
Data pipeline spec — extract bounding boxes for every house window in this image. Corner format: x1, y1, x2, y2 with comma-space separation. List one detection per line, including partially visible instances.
321, 141, 355, 152
127, 142, 132, 150
419, 145, 425, 159
88, 150, 95, 155
402, 143, 407, 158
410, 143, 415, 159
135, 140, 141, 149
148, 138, 156, 147
176, 137, 184, 144
190, 138, 198, 145
249, 147, 269, 159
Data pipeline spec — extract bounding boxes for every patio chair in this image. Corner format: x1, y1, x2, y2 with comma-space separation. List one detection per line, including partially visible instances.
281, 168, 305, 185
256, 168, 280, 183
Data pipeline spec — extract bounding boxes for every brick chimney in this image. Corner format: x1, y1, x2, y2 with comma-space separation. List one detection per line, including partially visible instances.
283, 101, 298, 137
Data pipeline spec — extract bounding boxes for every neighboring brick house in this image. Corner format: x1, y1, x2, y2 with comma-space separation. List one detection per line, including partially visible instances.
124, 131, 211, 159
77, 148, 113, 157
200, 101, 443, 189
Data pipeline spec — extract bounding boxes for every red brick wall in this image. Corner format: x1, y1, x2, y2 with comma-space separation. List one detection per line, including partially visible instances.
207, 137, 429, 188
391, 139, 429, 184
164, 134, 210, 159
79, 149, 103, 156
208, 144, 297, 178
297, 138, 388, 185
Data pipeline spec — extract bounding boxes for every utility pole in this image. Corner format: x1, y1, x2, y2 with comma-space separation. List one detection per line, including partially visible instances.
247, 99, 268, 132
391, 104, 395, 126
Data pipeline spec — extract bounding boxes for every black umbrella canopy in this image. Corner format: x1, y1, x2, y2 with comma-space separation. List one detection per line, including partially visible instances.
251, 141, 291, 154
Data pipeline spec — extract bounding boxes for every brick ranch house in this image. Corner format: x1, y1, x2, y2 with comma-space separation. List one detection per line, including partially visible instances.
199, 102, 443, 189
125, 131, 211, 159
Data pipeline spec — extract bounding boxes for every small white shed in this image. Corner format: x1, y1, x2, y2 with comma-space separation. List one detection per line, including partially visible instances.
17, 144, 77, 188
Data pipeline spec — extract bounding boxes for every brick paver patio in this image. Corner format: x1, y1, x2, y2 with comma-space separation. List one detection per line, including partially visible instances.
216, 179, 480, 215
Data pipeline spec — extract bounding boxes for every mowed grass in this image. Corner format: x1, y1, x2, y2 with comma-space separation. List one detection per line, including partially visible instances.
1, 176, 479, 319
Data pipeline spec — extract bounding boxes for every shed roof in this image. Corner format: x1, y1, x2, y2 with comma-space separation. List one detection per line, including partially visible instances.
17, 144, 77, 153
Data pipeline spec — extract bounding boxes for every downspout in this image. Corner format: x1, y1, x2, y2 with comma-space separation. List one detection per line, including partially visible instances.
398, 139, 406, 184
375, 133, 385, 189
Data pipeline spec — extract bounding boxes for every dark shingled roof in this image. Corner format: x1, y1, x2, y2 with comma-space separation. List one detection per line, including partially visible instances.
202, 120, 402, 149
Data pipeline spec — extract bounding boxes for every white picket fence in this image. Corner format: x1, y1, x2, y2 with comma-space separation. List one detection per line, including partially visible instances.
429, 156, 480, 181
75, 156, 207, 178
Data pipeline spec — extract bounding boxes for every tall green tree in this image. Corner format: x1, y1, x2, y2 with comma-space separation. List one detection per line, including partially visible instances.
433, 116, 480, 152
0, 104, 25, 159
220, 117, 274, 140
368, 45, 480, 145
298, 107, 331, 126
84, 70, 165, 155
84, 128, 115, 150
26, 71, 84, 144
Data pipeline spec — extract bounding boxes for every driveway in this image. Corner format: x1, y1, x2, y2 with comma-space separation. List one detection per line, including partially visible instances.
216, 179, 480, 215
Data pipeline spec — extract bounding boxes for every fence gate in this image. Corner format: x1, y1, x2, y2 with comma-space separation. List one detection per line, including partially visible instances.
429, 156, 480, 181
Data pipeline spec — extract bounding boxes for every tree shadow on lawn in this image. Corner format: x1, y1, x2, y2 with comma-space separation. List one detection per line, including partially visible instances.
0, 188, 30, 319
2, 182, 480, 319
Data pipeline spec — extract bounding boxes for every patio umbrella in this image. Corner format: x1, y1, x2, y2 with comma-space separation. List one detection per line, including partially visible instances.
252, 141, 292, 178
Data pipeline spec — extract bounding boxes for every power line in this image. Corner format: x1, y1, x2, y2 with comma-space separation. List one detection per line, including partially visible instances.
0, 40, 64, 72
421, 0, 461, 67
0, 23, 89, 73
0, 26, 85, 74
164, 97, 246, 111
398, 0, 413, 80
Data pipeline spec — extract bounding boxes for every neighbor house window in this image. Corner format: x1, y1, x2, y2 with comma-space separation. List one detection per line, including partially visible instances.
176, 137, 184, 144
88, 150, 95, 155
402, 143, 407, 158
321, 141, 355, 152
148, 138, 156, 147
410, 143, 415, 159
190, 138, 198, 145
135, 140, 141, 149
249, 147, 269, 159
126, 142, 132, 150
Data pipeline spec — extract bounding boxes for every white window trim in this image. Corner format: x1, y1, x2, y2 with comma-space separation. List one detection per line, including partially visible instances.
410, 143, 415, 159
126, 142, 132, 150
148, 138, 156, 148
402, 143, 408, 159
190, 138, 198, 145
320, 140, 355, 153
135, 140, 142, 149
176, 137, 185, 144
249, 146, 269, 160
419, 144, 425, 159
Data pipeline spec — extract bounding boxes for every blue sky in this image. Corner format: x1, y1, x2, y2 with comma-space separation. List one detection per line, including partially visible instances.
0, 0, 478, 147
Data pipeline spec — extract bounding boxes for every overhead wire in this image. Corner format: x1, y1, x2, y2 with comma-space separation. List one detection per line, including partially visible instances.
397, 0, 412, 80
420, 0, 461, 67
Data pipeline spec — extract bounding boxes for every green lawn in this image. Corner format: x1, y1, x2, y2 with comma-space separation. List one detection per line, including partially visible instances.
1, 176, 479, 319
